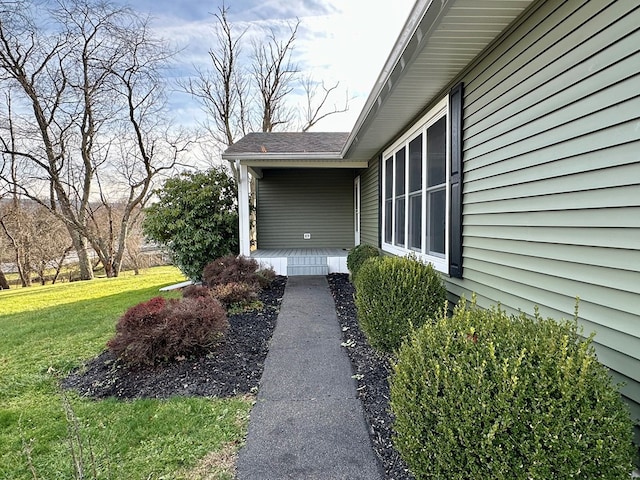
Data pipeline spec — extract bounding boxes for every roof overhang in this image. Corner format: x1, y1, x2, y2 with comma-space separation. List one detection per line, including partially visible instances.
224, 154, 368, 179
342, 0, 534, 161
221, 0, 534, 166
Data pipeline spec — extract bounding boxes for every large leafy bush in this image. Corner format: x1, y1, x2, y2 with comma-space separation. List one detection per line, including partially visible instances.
390, 298, 636, 479
346, 244, 380, 280
354, 255, 446, 353
143, 167, 238, 280
107, 295, 228, 367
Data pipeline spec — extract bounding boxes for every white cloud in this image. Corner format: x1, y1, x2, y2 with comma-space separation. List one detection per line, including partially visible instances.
111, 0, 416, 132
292, 0, 414, 130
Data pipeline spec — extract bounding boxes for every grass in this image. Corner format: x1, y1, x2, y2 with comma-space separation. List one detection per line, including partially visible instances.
0, 266, 252, 479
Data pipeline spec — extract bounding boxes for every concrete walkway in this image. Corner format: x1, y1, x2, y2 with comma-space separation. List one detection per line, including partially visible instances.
236, 276, 382, 480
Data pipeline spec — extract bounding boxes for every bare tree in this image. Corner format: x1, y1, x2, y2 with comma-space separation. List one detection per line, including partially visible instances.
251, 20, 299, 133
0, 269, 9, 289
0, 200, 31, 287
121, 204, 147, 274
0, 0, 185, 279
183, 6, 248, 148
182, 5, 350, 249
0, 90, 31, 286
184, 5, 350, 152
299, 75, 350, 132
26, 203, 71, 285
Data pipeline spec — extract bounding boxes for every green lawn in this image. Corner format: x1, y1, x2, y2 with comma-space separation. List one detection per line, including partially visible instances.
0, 266, 252, 479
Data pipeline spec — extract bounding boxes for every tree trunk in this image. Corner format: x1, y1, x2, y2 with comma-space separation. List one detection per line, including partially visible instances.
0, 268, 10, 289
51, 246, 71, 285
37, 263, 46, 285
0, 218, 31, 287
69, 228, 93, 280
111, 219, 130, 278
16, 255, 30, 287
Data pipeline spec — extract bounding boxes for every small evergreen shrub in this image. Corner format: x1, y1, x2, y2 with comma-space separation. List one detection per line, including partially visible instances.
346, 244, 380, 280
202, 255, 261, 288
210, 281, 258, 308
354, 255, 446, 353
181, 284, 211, 298
390, 298, 636, 479
107, 295, 228, 367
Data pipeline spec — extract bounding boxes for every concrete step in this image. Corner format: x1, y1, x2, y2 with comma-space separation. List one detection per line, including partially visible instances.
287, 256, 329, 276
287, 256, 327, 265
287, 264, 329, 276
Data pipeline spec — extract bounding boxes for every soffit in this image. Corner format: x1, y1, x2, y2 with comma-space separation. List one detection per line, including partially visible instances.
343, 0, 534, 161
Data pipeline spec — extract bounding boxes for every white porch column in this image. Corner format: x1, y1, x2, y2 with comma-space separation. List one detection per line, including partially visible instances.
236, 160, 251, 257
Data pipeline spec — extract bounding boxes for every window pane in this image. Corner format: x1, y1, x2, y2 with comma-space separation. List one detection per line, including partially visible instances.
428, 188, 446, 256
395, 197, 405, 247
409, 193, 422, 250
427, 116, 446, 187
395, 147, 406, 196
409, 134, 422, 193
385, 157, 393, 198
385, 199, 392, 244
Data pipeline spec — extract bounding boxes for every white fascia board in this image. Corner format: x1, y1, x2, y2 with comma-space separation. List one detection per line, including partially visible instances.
223, 155, 368, 169
222, 152, 341, 161
241, 160, 369, 169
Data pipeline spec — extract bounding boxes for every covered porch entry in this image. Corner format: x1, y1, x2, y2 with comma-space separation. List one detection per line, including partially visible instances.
222, 132, 367, 276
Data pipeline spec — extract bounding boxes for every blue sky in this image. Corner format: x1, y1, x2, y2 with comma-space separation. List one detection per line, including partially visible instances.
112, 0, 415, 132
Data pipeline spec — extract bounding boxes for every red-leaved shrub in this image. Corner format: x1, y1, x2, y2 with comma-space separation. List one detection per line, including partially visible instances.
210, 281, 258, 308
182, 284, 211, 299
202, 255, 261, 288
111, 296, 167, 333
107, 295, 228, 368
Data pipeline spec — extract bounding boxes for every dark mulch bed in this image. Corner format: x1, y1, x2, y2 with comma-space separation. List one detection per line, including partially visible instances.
62, 273, 412, 479
61, 276, 287, 399
327, 273, 414, 480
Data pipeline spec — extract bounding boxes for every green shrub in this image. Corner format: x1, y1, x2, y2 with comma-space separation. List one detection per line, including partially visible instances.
142, 167, 238, 281
347, 244, 380, 280
354, 255, 446, 353
107, 295, 228, 367
390, 297, 636, 479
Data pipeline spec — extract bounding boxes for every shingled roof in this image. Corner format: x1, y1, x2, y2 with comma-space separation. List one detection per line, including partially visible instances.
223, 132, 349, 157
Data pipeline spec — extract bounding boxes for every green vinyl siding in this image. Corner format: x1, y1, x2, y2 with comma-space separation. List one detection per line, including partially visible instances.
444, 0, 640, 439
359, 156, 380, 247
255, 168, 354, 249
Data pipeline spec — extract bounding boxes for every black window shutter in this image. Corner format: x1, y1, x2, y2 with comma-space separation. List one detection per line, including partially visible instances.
449, 83, 464, 278
377, 154, 383, 248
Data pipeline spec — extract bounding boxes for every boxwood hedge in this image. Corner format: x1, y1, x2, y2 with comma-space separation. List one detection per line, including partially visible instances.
354, 255, 446, 353
390, 297, 636, 479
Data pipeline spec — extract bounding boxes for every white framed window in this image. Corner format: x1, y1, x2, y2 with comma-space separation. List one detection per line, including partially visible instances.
381, 96, 450, 273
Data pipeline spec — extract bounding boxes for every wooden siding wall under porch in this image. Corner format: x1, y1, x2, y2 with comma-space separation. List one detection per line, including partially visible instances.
255, 168, 355, 250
